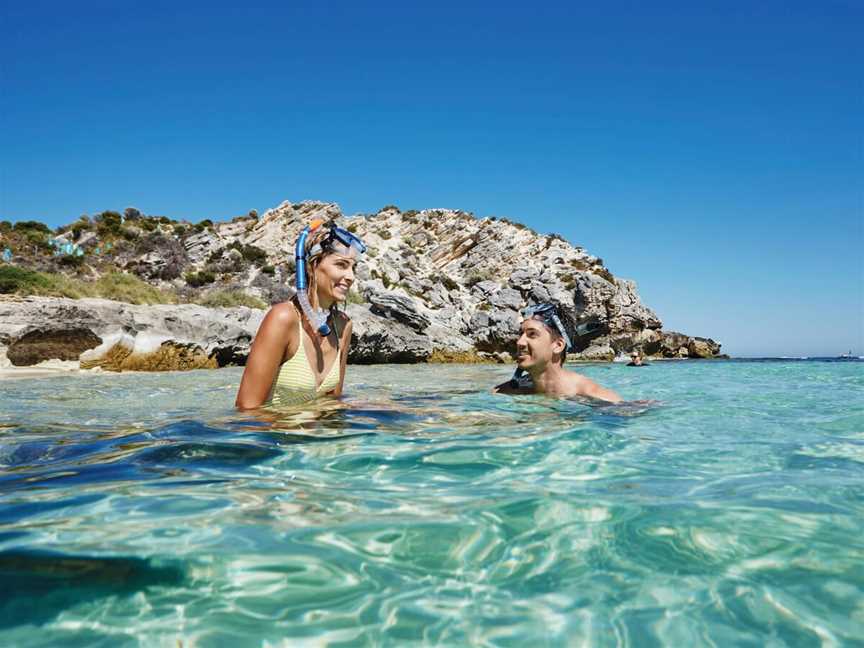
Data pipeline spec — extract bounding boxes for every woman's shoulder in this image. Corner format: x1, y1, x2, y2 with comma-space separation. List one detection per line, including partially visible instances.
256, 301, 299, 341
268, 301, 300, 325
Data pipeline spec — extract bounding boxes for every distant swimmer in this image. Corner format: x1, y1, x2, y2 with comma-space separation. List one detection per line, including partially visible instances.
627, 350, 648, 366
493, 303, 622, 403
236, 220, 367, 409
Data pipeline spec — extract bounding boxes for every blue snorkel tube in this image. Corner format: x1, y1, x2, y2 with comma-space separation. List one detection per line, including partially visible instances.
295, 220, 332, 336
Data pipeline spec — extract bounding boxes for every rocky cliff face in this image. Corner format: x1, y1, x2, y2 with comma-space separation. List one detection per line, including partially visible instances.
0, 200, 722, 369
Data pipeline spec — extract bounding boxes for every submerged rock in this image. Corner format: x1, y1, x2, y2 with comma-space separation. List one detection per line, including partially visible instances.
7, 328, 102, 366
80, 339, 217, 371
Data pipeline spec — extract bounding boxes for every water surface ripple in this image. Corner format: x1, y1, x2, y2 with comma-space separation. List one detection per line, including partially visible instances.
1, 360, 862, 646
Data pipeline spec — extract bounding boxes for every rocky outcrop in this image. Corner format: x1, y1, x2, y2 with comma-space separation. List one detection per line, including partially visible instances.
0, 199, 723, 369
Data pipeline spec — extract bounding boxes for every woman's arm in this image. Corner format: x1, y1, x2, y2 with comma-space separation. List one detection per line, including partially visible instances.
235, 304, 297, 409
331, 317, 353, 397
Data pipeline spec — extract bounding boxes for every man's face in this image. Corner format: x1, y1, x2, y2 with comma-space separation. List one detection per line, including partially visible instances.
515, 319, 564, 370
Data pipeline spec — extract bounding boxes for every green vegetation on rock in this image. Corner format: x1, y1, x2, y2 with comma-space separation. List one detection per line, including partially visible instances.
0, 267, 176, 304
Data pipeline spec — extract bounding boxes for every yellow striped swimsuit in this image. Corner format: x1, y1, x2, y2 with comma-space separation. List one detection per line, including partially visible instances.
267, 315, 341, 407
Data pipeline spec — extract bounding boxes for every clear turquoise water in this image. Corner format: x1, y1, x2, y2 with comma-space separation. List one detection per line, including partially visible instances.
1, 360, 862, 647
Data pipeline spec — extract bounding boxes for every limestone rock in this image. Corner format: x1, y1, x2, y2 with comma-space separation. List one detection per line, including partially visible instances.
367, 290, 431, 332
571, 344, 616, 362
345, 304, 433, 363
689, 337, 720, 359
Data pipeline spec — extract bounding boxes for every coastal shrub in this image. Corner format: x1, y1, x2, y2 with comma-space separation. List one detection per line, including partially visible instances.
173, 224, 187, 237
13, 220, 51, 235
593, 267, 616, 284
58, 254, 85, 268
380, 205, 400, 213
402, 210, 419, 220
559, 272, 577, 290
196, 289, 267, 310
0, 221, 12, 233
185, 270, 216, 287
347, 223, 359, 233
261, 265, 275, 275
248, 209, 258, 219
120, 226, 140, 241
194, 219, 214, 233
465, 270, 495, 287
434, 274, 458, 291
569, 258, 589, 270
124, 207, 142, 221
95, 211, 124, 238
545, 233, 566, 249
236, 242, 267, 265
0, 266, 55, 295
71, 221, 89, 238
378, 229, 392, 240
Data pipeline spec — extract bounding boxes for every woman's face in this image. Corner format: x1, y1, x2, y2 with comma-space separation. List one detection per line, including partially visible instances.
313, 252, 357, 305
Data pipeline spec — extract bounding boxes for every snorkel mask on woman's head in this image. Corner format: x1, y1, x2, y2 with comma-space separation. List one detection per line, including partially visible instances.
294, 220, 367, 336
522, 303, 573, 352
308, 224, 367, 259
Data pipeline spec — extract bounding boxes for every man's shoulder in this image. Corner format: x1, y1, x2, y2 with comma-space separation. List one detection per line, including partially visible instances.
561, 369, 621, 403
560, 369, 600, 395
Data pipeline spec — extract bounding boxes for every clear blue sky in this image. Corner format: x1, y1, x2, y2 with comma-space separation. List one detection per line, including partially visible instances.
2, 0, 861, 357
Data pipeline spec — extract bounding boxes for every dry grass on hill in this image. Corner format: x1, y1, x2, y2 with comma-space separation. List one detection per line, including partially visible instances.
0, 267, 176, 304
0, 266, 269, 309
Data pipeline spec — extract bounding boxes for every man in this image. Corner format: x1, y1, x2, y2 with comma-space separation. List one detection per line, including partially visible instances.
494, 303, 622, 403
627, 350, 645, 366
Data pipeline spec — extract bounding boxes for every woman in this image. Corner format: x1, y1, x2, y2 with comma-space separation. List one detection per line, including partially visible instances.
235, 220, 365, 409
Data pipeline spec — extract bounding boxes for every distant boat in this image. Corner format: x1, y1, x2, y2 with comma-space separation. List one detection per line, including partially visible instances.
837, 350, 855, 359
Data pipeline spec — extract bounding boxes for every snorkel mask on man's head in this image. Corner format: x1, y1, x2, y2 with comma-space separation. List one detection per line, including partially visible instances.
294, 220, 366, 336
522, 303, 573, 353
